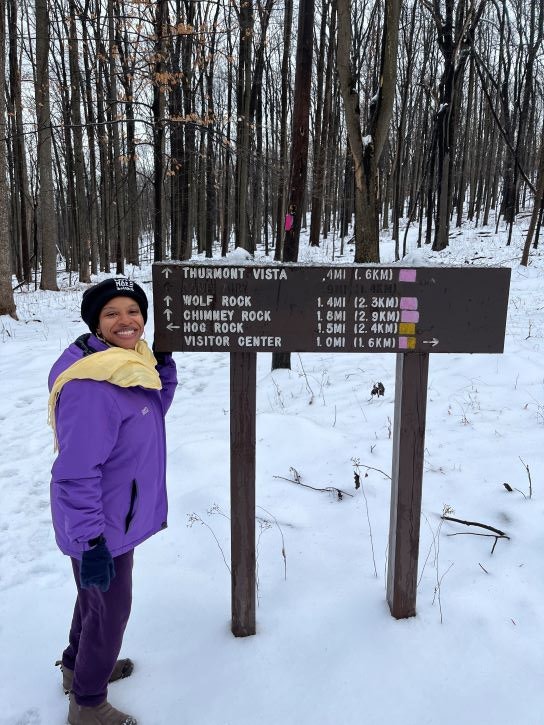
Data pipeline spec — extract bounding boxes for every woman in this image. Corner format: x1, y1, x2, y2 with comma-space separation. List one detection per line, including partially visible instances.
48, 278, 177, 725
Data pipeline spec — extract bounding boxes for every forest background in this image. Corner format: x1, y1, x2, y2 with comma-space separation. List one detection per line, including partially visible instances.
0, 0, 543, 317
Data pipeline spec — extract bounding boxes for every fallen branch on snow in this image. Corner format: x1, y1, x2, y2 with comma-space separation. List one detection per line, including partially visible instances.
274, 467, 352, 500
441, 515, 510, 554
441, 515, 508, 537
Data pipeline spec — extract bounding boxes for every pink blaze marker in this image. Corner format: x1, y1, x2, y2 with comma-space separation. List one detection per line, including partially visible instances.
400, 297, 418, 310
398, 337, 409, 349
401, 310, 419, 323
399, 269, 417, 282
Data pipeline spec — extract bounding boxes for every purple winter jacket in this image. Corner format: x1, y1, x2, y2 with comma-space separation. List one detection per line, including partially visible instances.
49, 334, 177, 559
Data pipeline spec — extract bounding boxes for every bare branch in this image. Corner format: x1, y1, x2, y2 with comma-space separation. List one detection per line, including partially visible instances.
273, 472, 353, 499
441, 515, 508, 538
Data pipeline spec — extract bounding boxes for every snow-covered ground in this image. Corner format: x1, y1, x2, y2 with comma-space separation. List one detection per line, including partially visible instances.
1, 222, 543, 725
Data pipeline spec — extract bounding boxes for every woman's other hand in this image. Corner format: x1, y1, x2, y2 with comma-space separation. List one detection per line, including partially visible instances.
80, 537, 116, 592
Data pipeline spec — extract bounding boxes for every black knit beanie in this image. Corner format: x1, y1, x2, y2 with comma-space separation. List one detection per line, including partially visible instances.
81, 278, 148, 333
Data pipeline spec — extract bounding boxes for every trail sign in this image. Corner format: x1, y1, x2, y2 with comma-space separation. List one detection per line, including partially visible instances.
153, 262, 510, 633
153, 263, 510, 354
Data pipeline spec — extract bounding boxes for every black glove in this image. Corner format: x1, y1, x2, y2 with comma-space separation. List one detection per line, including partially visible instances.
80, 537, 115, 592
152, 342, 172, 365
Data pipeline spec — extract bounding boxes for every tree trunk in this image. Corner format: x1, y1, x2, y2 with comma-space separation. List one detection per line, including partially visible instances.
106, 0, 126, 272
94, 26, 111, 272
180, 0, 196, 260
0, 0, 16, 317
426, 0, 488, 251
308, 0, 329, 247
169, 10, 183, 261
337, 0, 401, 263
152, 0, 167, 262
80, 14, 100, 275
34, 0, 58, 290
521, 122, 544, 266
221, 25, 233, 257
271, 0, 314, 371
68, 0, 90, 282
114, 0, 140, 265
273, 0, 293, 260
455, 52, 475, 228
282, 0, 315, 263
8, 0, 31, 282
235, 0, 254, 252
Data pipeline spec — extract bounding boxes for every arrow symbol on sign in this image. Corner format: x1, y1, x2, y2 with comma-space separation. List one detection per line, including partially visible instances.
161, 267, 172, 279
166, 323, 180, 331
423, 338, 439, 347
164, 295, 172, 306
163, 308, 173, 321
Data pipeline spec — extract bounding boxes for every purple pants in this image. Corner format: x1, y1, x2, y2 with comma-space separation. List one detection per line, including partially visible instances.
62, 549, 134, 707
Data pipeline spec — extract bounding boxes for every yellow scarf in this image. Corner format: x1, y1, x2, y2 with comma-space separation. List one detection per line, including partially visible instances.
48, 340, 162, 449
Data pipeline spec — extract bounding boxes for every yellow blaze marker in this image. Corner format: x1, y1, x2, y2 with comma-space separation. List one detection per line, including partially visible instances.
399, 323, 416, 336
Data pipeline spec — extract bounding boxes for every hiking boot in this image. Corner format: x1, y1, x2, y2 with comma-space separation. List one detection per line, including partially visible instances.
67, 693, 137, 724
56, 659, 134, 694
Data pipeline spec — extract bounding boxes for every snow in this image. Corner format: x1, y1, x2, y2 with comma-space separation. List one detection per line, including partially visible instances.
226, 247, 253, 262
1, 220, 543, 725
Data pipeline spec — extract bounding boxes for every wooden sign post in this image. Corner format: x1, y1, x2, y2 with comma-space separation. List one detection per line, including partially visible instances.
153, 263, 510, 633
387, 352, 429, 617
230, 351, 256, 636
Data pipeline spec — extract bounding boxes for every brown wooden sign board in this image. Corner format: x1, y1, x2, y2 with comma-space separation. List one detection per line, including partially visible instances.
152, 263, 510, 635
153, 263, 510, 354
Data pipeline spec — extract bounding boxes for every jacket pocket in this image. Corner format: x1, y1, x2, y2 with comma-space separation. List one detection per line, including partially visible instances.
124, 479, 138, 533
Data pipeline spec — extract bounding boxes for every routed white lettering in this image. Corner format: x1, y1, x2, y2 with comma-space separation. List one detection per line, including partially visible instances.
241, 310, 271, 322
183, 322, 207, 332
183, 267, 246, 280
183, 309, 234, 321
183, 294, 214, 306
213, 322, 244, 333
221, 296, 252, 307
237, 336, 282, 347
365, 269, 393, 281
252, 268, 288, 280
183, 335, 230, 347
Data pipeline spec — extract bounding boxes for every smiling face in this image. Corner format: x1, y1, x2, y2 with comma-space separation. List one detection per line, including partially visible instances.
97, 296, 145, 349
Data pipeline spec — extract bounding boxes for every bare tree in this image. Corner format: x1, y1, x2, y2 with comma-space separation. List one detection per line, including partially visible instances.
282, 0, 315, 263
152, 0, 167, 262
0, 0, 16, 317
34, 0, 58, 290
521, 121, 544, 266
67, 0, 90, 281
273, 0, 293, 261
337, 0, 401, 262
272, 0, 315, 371
309, 0, 336, 248
422, 0, 489, 251
8, 0, 31, 282
235, 0, 254, 252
